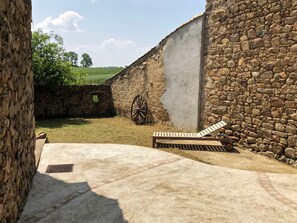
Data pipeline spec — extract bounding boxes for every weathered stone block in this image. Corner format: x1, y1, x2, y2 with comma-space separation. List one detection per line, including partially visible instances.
248, 29, 257, 39
257, 128, 271, 138
227, 60, 236, 68
259, 151, 275, 158
252, 109, 261, 116
272, 145, 285, 155
0, 1, 7, 11
270, 23, 283, 33
271, 37, 280, 46
252, 72, 260, 77
285, 148, 297, 159
261, 71, 273, 79
289, 73, 297, 79
290, 113, 297, 120
251, 38, 264, 48
262, 123, 274, 130
293, 21, 297, 31
247, 137, 256, 144
256, 88, 274, 94
230, 34, 240, 42
285, 101, 296, 108
271, 131, 288, 138
280, 138, 287, 145
290, 44, 297, 52
284, 17, 297, 25
231, 124, 240, 131
271, 97, 285, 107
288, 136, 297, 147
275, 123, 285, 132
286, 125, 297, 135
291, 10, 297, 17
258, 0, 267, 6
271, 110, 281, 118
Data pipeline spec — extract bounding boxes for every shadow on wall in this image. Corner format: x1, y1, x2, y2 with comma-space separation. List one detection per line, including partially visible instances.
19, 172, 128, 222
34, 85, 115, 119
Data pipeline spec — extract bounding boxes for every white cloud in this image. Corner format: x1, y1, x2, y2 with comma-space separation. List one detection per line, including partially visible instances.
35, 11, 84, 33
91, 0, 98, 3
101, 38, 137, 51
73, 38, 150, 67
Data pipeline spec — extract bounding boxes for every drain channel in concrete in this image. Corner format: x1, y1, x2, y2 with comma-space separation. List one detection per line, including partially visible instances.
157, 143, 238, 153
45, 164, 74, 173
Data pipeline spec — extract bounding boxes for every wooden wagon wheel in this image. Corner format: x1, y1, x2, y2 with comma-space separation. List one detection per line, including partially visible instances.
131, 95, 148, 125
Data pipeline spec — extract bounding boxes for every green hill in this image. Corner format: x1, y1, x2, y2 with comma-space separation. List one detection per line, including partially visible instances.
72, 67, 123, 85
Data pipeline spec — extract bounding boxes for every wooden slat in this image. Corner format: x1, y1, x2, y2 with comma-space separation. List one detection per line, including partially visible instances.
153, 121, 226, 139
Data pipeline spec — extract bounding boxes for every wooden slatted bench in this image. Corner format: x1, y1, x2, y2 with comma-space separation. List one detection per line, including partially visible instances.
152, 121, 231, 149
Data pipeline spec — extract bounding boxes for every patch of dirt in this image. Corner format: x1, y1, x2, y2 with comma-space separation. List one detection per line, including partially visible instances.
160, 146, 297, 174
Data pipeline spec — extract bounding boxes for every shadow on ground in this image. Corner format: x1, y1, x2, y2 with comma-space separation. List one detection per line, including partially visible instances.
19, 172, 128, 223
36, 118, 91, 129
157, 143, 240, 153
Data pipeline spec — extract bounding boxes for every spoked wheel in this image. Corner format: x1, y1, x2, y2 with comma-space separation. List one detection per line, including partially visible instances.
131, 95, 148, 125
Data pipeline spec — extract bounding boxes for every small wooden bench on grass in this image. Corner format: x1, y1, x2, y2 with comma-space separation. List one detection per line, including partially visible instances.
152, 121, 233, 151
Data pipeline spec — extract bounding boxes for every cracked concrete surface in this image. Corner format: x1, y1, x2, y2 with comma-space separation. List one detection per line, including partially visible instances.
19, 144, 297, 223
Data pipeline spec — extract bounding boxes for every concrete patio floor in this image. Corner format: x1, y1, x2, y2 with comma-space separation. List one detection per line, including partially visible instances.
19, 144, 297, 223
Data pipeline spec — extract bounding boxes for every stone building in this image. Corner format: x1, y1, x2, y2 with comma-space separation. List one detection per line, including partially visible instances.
109, 0, 297, 166
0, 0, 35, 222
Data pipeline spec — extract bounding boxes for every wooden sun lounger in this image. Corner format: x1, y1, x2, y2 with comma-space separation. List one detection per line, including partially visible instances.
152, 121, 232, 150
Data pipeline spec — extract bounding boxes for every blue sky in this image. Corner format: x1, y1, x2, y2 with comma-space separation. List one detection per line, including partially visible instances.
32, 0, 206, 67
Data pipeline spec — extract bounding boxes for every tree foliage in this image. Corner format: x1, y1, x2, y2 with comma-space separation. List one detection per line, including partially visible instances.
80, 53, 93, 67
32, 29, 85, 86
64, 51, 79, 67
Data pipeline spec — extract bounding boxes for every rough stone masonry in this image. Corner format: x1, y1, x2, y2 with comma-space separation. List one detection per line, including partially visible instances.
109, 16, 204, 130
34, 85, 114, 119
203, 0, 297, 166
0, 0, 36, 222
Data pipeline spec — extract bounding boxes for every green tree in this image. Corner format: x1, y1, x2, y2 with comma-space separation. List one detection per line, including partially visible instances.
80, 53, 93, 67
32, 29, 85, 86
64, 51, 79, 67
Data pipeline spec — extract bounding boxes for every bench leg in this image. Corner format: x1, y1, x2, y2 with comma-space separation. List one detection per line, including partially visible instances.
152, 137, 157, 148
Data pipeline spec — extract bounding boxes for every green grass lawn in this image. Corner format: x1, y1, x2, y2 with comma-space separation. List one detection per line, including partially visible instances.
72, 67, 123, 84
35, 117, 214, 164
36, 116, 177, 147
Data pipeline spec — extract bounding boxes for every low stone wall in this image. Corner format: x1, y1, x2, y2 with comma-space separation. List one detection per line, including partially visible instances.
34, 85, 114, 119
203, 0, 297, 166
109, 15, 204, 130
0, 0, 36, 222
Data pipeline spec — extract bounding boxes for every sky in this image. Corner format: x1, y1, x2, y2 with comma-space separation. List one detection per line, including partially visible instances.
32, 0, 206, 67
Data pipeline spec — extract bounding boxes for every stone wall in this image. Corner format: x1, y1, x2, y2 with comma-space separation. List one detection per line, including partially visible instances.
108, 44, 170, 124
109, 15, 204, 130
203, 0, 297, 165
34, 85, 114, 119
0, 0, 36, 222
